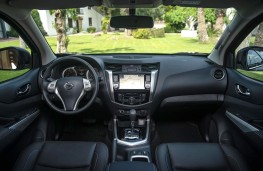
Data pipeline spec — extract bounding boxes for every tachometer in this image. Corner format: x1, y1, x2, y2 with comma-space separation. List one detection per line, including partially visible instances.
62, 67, 77, 77
86, 68, 99, 80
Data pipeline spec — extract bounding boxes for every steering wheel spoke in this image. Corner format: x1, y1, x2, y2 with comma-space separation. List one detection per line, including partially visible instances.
47, 80, 57, 93
83, 78, 92, 91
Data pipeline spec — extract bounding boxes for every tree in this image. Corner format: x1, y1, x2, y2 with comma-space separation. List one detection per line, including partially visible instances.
136, 6, 165, 21
197, 8, 209, 43
214, 9, 226, 34
164, 6, 197, 31
50, 10, 68, 53
67, 9, 79, 32
254, 23, 263, 46
31, 10, 47, 36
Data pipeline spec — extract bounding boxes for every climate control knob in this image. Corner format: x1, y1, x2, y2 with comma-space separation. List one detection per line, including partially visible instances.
128, 97, 136, 105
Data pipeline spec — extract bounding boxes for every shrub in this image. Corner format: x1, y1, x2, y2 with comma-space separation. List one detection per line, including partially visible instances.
132, 29, 151, 39
164, 23, 185, 33
87, 27, 96, 33
207, 27, 220, 38
151, 28, 165, 38
6, 27, 19, 37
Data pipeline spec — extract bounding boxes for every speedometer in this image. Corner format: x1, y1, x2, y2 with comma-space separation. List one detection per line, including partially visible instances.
62, 67, 77, 77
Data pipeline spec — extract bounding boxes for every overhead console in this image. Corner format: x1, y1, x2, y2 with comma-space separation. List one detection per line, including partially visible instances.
105, 63, 159, 106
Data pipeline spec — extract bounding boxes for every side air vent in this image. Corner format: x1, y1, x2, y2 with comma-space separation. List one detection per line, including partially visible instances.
142, 64, 159, 71
213, 69, 225, 80
40, 68, 47, 78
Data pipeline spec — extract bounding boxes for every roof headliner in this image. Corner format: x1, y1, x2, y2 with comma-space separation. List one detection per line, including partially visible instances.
5, 0, 261, 10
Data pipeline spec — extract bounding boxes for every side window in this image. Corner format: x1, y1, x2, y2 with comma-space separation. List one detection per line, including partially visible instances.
236, 22, 263, 82
0, 18, 31, 83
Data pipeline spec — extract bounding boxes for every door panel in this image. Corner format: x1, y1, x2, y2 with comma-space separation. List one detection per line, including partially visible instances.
225, 68, 263, 152
0, 68, 41, 153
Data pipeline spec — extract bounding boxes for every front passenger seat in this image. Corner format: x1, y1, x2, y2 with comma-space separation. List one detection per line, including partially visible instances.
13, 141, 108, 171
156, 143, 248, 171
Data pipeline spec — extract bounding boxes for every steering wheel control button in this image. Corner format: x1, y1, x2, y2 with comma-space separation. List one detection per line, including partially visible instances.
64, 82, 74, 90
83, 79, 92, 91
145, 82, 151, 89
113, 83, 119, 89
47, 80, 57, 93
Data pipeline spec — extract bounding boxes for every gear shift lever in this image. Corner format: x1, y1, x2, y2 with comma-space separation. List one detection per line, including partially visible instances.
130, 109, 136, 132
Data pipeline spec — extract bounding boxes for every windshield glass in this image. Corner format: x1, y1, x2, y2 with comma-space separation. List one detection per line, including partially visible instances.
33, 7, 235, 54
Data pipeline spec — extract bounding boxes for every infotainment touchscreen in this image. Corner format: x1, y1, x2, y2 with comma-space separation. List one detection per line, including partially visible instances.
119, 74, 145, 89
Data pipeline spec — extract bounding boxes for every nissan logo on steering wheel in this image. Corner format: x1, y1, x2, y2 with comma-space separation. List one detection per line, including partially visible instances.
64, 82, 74, 90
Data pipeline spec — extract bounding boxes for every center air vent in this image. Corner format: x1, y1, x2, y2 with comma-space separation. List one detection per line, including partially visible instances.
213, 69, 225, 80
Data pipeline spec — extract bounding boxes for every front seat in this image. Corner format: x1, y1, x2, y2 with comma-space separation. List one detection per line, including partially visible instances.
156, 143, 249, 171
13, 141, 108, 171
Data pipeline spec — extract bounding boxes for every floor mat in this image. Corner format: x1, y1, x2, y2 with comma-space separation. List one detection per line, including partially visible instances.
156, 122, 204, 143
60, 121, 108, 143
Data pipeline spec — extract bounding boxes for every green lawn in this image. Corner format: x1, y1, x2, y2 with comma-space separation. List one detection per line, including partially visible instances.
0, 69, 29, 83
237, 69, 263, 82
46, 33, 216, 54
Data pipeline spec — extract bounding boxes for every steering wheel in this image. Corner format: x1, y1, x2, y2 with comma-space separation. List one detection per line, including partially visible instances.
42, 57, 99, 115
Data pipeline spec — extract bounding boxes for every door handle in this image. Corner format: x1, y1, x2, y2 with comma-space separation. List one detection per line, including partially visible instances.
17, 83, 31, 96
236, 84, 251, 96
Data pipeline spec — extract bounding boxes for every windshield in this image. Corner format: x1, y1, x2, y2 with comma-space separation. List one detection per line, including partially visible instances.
33, 7, 235, 54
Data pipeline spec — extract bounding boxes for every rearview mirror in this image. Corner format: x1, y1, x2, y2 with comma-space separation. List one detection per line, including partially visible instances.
110, 16, 154, 29
0, 47, 31, 70
237, 46, 263, 71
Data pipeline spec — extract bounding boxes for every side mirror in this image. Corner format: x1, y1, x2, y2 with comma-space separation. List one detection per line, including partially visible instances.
0, 47, 31, 70
237, 46, 263, 71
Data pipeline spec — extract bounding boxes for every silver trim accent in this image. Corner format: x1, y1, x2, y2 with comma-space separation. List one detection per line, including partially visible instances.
130, 155, 150, 162
149, 70, 158, 101
213, 69, 225, 80
83, 78, 92, 91
73, 90, 85, 110
226, 111, 259, 132
236, 85, 250, 96
114, 118, 150, 146
106, 70, 115, 101
55, 88, 66, 110
9, 110, 39, 130
47, 80, 57, 93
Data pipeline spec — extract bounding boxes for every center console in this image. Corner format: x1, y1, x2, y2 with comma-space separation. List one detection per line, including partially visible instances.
106, 64, 158, 105
105, 63, 159, 163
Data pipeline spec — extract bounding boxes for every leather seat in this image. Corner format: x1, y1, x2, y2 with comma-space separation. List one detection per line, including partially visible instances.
13, 141, 108, 171
156, 143, 249, 171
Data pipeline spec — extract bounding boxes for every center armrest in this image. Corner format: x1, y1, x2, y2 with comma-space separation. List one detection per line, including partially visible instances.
107, 161, 157, 171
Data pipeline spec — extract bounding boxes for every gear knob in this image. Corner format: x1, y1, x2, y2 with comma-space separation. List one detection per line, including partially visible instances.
129, 109, 137, 122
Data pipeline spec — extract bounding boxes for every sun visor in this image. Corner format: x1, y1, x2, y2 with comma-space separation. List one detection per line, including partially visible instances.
8, 0, 102, 9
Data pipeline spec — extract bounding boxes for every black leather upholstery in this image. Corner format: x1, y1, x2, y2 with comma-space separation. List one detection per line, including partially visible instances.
13, 141, 108, 171
107, 161, 157, 171
156, 143, 249, 171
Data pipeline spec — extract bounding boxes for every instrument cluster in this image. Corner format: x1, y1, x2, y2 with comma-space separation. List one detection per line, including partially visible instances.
62, 65, 99, 80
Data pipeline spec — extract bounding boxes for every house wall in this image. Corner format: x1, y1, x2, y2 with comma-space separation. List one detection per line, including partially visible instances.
81, 7, 103, 32
38, 10, 57, 36
38, 7, 103, 36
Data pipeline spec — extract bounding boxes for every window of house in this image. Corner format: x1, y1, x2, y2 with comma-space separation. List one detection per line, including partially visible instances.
68, 18, 73, 28
77, 8, 84, 15
89, 18, 92, 26
236, 21, 263, 82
